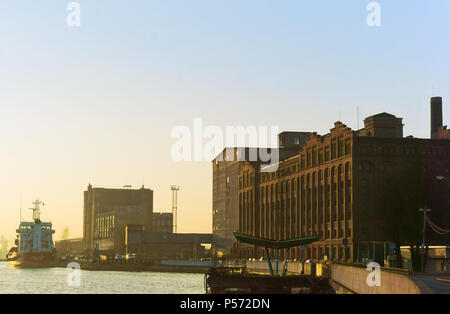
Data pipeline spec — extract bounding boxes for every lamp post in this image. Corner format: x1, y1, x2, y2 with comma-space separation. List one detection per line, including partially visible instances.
418, 207, 431, 273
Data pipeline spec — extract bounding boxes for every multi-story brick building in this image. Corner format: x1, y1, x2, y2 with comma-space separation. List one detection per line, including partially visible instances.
212, 137, 309, 257
83, 184, 153, 255
212, 148, 242, 255
235, 100, 450, 265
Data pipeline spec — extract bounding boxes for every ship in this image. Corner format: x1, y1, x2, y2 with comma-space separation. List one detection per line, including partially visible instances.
9, 200, 56, 268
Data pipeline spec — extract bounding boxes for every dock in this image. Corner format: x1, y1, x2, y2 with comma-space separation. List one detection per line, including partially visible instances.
204, 233, 333, 294
205, 267, 333, 294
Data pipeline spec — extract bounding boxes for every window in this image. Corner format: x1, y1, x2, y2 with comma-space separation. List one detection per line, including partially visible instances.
345, 140, 352, 155
312, 147, 317, 167
331, 140, 337, 159
338, 138, 343, 158
318, 150, 323, 164
307, 149, 312, 168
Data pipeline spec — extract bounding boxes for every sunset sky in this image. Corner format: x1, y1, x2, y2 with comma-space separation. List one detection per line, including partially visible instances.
1, 0, 449, 244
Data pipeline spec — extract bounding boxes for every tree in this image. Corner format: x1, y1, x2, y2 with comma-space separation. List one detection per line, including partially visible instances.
375, 161, 425, 271
61, 227, 70, 240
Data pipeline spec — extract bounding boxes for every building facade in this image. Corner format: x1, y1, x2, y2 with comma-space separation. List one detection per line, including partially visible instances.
235, 103, 450, 264
212, 148, 241, 255
212, 142, 309, 257
125, 227, 213, 260
152, 212, 173, 233
83, 185, 153, 255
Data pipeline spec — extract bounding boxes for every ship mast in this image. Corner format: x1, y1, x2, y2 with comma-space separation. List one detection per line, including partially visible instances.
29, 200, 43, 223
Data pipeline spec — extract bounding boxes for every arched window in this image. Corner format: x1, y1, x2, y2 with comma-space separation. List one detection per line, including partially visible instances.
345, 162, 350, 173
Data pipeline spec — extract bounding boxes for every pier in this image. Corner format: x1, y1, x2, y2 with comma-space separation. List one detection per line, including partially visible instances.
205, 233, 333, 294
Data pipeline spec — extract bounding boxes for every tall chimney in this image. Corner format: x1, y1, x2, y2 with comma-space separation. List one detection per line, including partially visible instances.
431, 97, 443, 139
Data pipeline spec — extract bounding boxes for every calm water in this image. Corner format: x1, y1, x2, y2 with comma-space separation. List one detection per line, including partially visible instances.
0, 262, 205, 294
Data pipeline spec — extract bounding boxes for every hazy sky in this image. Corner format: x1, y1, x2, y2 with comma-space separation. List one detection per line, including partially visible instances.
1, 1, 449, 244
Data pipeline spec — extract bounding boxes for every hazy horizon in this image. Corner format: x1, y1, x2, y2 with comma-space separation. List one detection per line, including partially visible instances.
1, 0, 449, 244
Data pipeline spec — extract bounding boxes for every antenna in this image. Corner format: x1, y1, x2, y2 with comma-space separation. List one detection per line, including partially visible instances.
29, 199, 43, 223
357, 106, 360, 130
170, 185, 180, 233
19, 194, 22, 222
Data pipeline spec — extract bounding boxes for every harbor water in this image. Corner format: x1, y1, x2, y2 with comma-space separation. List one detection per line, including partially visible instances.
0, 262, 205, 294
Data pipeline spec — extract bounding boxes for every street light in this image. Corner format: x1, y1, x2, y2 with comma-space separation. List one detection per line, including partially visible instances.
436, 176, 448, 182
418, 207, 431, 273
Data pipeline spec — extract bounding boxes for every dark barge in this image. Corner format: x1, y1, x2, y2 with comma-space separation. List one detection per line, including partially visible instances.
205, 267, 333, 294
205, 233, 334, 294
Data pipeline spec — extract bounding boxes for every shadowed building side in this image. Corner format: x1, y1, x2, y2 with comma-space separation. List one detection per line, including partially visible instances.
152, 212, 173, 234
83, 184, 153, 255
212, 134, 311, 258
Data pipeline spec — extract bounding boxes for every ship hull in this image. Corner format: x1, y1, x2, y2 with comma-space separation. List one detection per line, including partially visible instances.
9, 252, 55, 268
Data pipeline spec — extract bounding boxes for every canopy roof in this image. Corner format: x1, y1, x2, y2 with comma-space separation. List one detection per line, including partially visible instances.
233, 233, 320, 249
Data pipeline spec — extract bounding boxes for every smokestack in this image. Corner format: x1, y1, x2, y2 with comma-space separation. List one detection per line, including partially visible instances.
431, 97, 443, 139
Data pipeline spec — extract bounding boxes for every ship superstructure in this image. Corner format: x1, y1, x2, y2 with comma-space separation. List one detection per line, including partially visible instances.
12, 200, 55, 266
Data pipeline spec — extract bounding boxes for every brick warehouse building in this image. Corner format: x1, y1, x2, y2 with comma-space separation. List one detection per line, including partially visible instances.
220, 98, 450, 264
83, 184, 153, 254
212, 137, 310, 257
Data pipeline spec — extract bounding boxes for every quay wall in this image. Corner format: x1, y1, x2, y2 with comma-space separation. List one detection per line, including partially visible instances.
330, 264, 430, 294
242, 261, 431, 294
